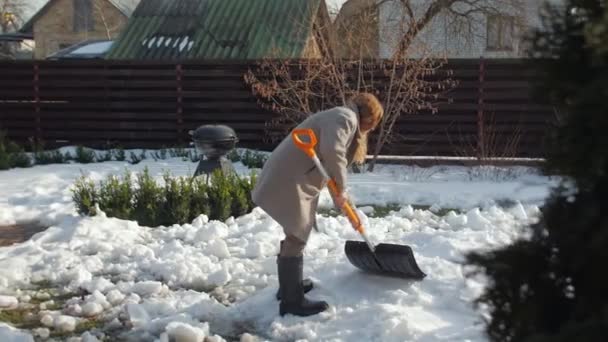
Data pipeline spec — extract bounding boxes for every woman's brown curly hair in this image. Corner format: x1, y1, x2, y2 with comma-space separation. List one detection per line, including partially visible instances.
349, 93, 384, 164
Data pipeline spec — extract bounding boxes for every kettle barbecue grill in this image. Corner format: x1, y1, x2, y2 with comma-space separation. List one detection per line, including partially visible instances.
190, 124, 238, 178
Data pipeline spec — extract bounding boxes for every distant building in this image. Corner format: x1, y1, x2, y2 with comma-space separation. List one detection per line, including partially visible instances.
19, 0, 140, 59
334, 0, 561, 59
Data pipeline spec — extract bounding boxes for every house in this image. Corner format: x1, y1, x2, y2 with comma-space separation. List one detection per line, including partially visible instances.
105, 0, 334, 60
333, 0, 379, 59
19, 0, 140, 59
334, 0, 560, 59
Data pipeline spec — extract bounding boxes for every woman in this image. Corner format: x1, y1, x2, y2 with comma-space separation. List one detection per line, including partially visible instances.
252, 92, 384, 317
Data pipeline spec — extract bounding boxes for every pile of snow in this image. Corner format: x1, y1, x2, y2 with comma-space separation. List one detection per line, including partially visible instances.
0, 149, 556, 341
0, 203, 542, 341
0, 295, 18, 309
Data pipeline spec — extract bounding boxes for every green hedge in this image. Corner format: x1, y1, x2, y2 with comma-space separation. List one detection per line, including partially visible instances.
0, 132, 206, 170
1, 131, 268, 171
72, 168, 257, 225
227, 149, 267, 168
0, 131, 31, 170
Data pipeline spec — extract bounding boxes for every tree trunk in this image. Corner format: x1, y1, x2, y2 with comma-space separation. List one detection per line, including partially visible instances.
368, 123, 389, 172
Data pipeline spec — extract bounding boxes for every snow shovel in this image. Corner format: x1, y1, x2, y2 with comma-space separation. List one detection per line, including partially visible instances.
292, 129, 426, 280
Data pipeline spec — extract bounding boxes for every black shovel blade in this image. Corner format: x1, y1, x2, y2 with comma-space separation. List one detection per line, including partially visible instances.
344, 241, 426, 280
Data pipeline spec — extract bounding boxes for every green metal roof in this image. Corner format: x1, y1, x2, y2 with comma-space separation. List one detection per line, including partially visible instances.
105, 0, 327, 60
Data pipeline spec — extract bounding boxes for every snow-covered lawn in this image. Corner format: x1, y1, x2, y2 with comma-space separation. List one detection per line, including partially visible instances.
0, 150, 558, 341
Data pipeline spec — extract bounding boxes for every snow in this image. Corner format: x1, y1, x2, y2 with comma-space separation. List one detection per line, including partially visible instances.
131, 281, 165, 297
33, 328, 49, 339
163, 321, 210, 342
205, 239, 231, 259
0, 148, 559, 341
70, 41, 113, 55
81, 302, 104, 317
81, 331, 100, 342
106, 289, 126, 305
54, 315, 77, 333
0, 323, 34, 342
40, 314, 54, 327
466, 208, 493, 230
0, 295, 18, 308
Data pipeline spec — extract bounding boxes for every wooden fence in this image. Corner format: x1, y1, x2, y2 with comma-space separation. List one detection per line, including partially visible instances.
0, 59, 556, 158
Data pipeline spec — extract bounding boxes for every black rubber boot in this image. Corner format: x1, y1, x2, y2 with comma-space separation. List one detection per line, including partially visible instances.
277, 255, 328, 317
276, 277, 313, 300
275, 241, 313, 300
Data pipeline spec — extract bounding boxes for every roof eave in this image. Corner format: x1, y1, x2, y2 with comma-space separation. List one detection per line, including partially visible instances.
18, 0, 56, 33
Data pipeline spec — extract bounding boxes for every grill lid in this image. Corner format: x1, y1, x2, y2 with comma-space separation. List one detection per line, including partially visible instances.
191, 124, 238, 143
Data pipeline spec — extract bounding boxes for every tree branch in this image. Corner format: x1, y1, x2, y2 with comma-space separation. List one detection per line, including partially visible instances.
401, 0, 415, 21
390, 0, 523, 57
94, 0, 112, 39
393, 0, 458, 58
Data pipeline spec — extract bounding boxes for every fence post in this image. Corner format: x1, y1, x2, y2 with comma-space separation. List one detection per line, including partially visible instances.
176, 64, 184, 145
33, 63, 41, 144
477, 56, 485, 159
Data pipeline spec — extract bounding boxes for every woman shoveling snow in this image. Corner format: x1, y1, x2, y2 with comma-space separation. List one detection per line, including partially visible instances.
252, 92, 384, 317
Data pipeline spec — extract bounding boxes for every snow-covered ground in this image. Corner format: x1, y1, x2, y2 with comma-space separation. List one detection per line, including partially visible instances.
0, 149, 559, 341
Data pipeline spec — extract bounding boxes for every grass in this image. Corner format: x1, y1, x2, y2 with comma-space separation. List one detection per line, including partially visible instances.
410, 204, 461, 217
318, 203, 463, 218
371, 203, 401, 217
50, 318, 103, 339
0, 284, 98, 339
31, 279, 52, 289
28, 283, 86, 306
318, 204, 399, 218
0, 308, 39, 330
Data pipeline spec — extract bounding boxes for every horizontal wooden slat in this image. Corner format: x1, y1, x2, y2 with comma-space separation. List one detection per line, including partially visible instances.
1, 120, 269, 131
0, 58, 555, 158
0, 110, 274, 121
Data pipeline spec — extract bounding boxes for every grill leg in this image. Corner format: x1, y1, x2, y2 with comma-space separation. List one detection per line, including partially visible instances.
193, 156, 236, 178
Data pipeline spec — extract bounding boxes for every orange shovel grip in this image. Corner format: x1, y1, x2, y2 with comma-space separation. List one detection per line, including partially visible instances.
291, 128, 317, 158
292, 129, 364, 234
328, 179, 364, 234
342, 200, 364, 234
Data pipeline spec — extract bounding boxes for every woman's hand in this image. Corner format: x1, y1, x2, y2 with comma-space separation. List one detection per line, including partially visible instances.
333, 192, 348, 209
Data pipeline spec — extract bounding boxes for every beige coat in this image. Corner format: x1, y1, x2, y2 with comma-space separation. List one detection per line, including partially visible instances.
252, 104, 360, 242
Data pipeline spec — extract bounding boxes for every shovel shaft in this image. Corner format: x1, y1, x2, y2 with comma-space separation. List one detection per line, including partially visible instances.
291, 129, 371, 240
293, 130, 424, 279
359, 229, 377, 252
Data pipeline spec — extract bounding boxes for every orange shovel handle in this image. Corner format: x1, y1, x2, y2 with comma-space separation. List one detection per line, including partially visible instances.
327, 179, 363, 233
292, 128, 317, 158
291, 128, 365, 234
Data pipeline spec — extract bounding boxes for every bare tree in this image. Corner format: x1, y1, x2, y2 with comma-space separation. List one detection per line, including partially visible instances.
92, 0, 122, 39
353, 0, 526, 58
94, 1, 111, 39
244, 0, 525, 171
70, 0, 121, 41
0, 0, 30, 59
0, 0, 28, 33
244, 2, 458, 171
